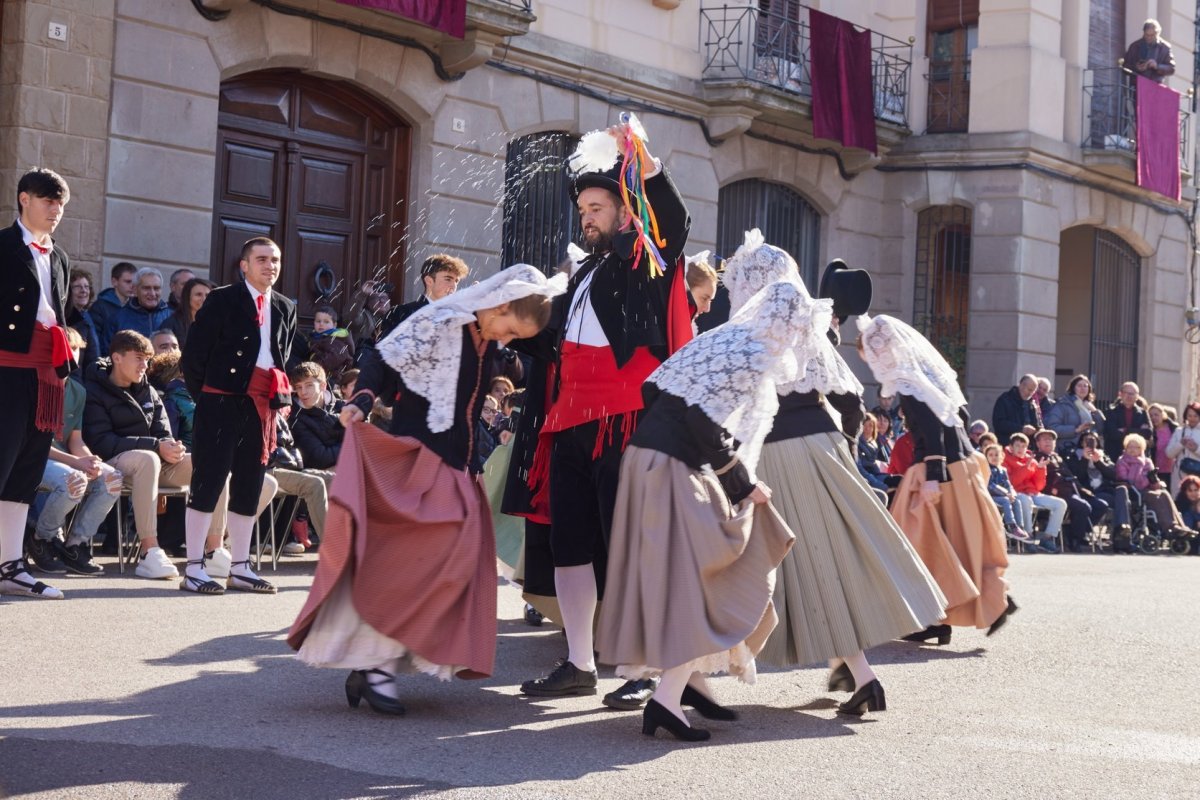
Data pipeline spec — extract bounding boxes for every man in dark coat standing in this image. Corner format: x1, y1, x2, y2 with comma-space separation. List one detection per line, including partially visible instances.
181, 237, 296, 595
1104, 381, 1152, 458
514, 120, 693, 709
0, 169, 73, 599
992, 374, 1040, 444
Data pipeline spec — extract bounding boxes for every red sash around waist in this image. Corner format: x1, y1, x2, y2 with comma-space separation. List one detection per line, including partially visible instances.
202, 367, 292, 465
0, 323, 71, 435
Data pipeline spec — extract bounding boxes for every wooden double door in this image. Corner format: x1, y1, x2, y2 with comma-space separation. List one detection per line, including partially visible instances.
212, 71, 409, 325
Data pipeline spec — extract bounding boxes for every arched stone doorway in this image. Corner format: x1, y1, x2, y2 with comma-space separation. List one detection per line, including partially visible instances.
1055, 226, 1141, 400
211, 70, 410, 324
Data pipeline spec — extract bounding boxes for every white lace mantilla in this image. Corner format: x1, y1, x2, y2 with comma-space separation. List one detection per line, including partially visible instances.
722, 228, 861, 397
376, 264, 566, 433
856, 313, 967, 427
647, 281, 816, 477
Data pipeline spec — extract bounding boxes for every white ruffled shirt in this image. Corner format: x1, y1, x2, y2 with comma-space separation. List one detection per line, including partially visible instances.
17, 218, 58, 326
245, 283, 274, 369
563, 268, 609, 347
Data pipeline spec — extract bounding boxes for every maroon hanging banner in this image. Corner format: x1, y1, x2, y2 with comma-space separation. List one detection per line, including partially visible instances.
1135, 75, 1181, 201
809, 9, 877, 154
333, 0, 466, 39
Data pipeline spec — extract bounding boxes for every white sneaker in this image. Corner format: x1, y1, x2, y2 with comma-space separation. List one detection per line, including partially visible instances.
204, 547, 232, 579
282, 542, 305, 556
135, 547, 179, 580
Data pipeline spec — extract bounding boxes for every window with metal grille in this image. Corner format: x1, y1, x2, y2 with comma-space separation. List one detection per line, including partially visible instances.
502, 131, 580, 275
1089, 230, 1140, 401
914, 205, 971, 380
707, 179, 822, 330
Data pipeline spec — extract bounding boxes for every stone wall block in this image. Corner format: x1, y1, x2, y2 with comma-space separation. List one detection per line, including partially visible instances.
1, 43, 47, 88
968, 235, 1021, 273
84, 137, 106, 179
431, 98, 503, 151
103, 197, 213, 266
67, 93, 110, 139
424, 194, 501, 251
209, 8, 267, 76
18, 85, 67, 130
577, 94, 612, 135
62, 175, 103, 221
1024, 202, 1060, 244
430, 145, 503, 203
967, 311, 1018, 350
115, 0, 212, 31
314, 21, 360, 82
537, 83, 576, 131
709, 136, 744, 185
388, 49, 443, 119
667, 152, 718, 201
0, 128, 43, 172
109, 80, 219, 152
491, 73, 541, 135
106, 138, 215, 208
114, 21, 217, 94
41, 131, 88, 176
72, 15, 114, 59
88, 57, 111, 101
46, 50, 90, 95
263, 9, 314, 59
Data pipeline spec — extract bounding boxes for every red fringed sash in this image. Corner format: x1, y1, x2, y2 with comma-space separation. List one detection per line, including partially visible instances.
203, 367, 292, 464
0, 323, 71, 436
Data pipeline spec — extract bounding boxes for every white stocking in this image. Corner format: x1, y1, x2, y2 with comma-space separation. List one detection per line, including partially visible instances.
554, 564, 598, 672
367, 658, 404, 699
842, 650, 877, 688
184, 508, 214, 580
227, 512, 257, 575
655, 664, 693, 725
0, 500, 29, 564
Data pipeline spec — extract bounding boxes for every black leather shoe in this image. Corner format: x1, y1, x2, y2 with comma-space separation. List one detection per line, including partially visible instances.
26, 537, 68, 575
837, 679, 886, 717
641, 699, 710, 742
520, 660, 598, 697
345, 670, 406, 716
827, 662, 855, 693
523, 603, 545, 627
986, 596, 1019, 637
900, 624, 951, 645
681, 685, 738, 720
603, 677, 659, 710
58, 543, 102, 576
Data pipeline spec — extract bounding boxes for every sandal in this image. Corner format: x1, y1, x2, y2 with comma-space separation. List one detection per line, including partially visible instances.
227, 560, 277, 594
0, 558, 64, 599
179, 559, 224, 595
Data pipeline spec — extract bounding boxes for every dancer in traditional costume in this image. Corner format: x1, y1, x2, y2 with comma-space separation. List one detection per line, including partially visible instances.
721, 232, 946, 717
856, 314, 1017, 643
287, 265, 564, 715
595, 280, 815, 742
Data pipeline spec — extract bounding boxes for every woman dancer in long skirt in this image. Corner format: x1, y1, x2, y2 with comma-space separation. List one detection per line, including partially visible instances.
595, 280, 821, 742
287, 265, 564, 714
856, 313, 1017, 643
720, 231, 946, 717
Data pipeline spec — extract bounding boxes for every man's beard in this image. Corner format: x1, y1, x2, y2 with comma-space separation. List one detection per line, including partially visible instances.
583, 226, 616, 253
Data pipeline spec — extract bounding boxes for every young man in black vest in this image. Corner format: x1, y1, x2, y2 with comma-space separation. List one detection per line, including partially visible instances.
180, 237, 296, 594
0, 168, 73, 599
514, 122, 692, 709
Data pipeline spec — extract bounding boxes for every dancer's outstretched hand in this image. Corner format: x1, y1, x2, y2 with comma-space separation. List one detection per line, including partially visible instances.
920, 479, 942, 505
748, 482, 772, 505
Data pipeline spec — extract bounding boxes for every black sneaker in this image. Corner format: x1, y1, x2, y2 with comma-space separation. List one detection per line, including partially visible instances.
58, 543, 102, 576
602, 677, 659, 710
27, 537, 68, 575
520, 660, 598, 697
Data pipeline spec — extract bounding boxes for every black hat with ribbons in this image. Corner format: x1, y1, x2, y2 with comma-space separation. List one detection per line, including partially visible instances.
817, 259, 872, 324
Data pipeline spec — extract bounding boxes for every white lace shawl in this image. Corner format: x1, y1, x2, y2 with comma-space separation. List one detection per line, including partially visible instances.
646, 281, 815, 478
855, 313, 967, 428
721, 229, 863, 397
377, 264, 566, 433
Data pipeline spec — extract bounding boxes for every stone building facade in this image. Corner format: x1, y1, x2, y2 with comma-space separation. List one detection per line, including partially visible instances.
0, 0, 1196, 415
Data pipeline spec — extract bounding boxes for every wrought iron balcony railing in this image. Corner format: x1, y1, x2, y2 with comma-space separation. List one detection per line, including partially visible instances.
700, 3, 912, 128
925, 54, 970, 133
1082, 67, 1192, 174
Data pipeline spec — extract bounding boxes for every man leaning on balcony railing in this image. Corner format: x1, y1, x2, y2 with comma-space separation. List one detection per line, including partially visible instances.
1123, 19, 1175, 84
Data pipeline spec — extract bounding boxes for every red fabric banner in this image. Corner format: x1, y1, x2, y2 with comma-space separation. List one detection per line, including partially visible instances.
334, 0, 465, 39
809, 8, 878, 154
1136, 75, 1181, 201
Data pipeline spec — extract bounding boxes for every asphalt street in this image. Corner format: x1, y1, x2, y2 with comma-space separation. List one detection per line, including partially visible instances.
1, 551, 1197, 799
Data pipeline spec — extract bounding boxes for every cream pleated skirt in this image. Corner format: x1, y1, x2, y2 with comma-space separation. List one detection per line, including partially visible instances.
756, 432, 948, 668
595, 446, 795, 682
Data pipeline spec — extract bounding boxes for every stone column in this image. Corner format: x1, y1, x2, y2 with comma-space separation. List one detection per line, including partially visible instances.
968, 0, 1066, 141
0, 0, 115, 277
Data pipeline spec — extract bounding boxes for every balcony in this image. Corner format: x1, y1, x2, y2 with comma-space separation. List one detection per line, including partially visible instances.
1081, 67, 1192, 180
699, 3, 912, 141
925, 55, 970, 133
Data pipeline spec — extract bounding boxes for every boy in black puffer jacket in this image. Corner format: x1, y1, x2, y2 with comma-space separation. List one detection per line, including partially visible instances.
289, 362, 345, 471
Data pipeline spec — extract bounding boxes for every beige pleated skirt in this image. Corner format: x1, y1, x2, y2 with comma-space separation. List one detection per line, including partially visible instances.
595, 446, 795, 682
890, 454, 1010, 629
756, 433, 948, 668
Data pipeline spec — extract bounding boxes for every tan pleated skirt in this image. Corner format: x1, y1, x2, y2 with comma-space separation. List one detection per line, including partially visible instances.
595, 446, 795, 681
890, 454, 1010, 629
756, 433, 948, 668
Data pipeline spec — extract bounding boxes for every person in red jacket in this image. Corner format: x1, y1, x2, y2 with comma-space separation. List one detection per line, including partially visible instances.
1003, 433, 1066, 553
887, 431, 914, 477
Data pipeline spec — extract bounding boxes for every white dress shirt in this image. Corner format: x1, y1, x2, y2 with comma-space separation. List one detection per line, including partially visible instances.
563, 268, 610, 347
17, 218, 58, 326
246, 283, 274, 369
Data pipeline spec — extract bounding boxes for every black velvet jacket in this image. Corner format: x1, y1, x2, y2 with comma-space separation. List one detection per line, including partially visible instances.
354, 323, 496, 472
0, 220, 68, 356
900, 394, 973, 483
628, 384, 754, 504
182, 282, 296, 398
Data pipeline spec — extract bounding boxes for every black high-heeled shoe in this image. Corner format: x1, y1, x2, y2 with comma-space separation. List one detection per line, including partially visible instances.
900, 624, 952, 645
681, 685, 738, 721
837, 679, 886, 717
641, 699, 711, 742
986, 596, 1019, 637
827, 662, 855, 693
345, 669, 406, 716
